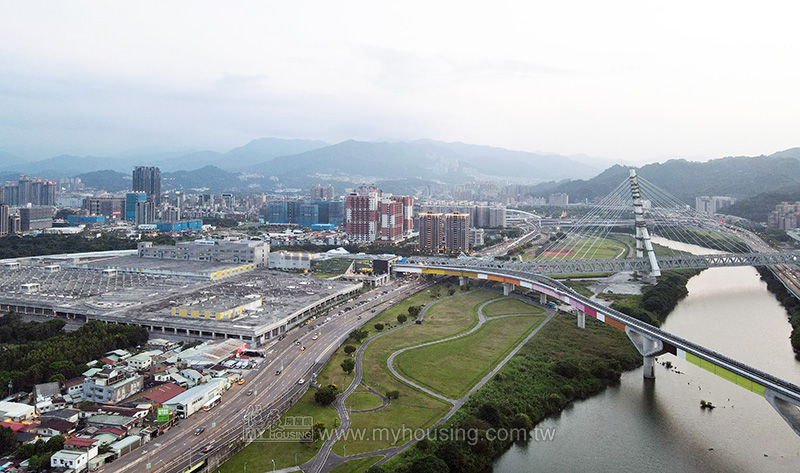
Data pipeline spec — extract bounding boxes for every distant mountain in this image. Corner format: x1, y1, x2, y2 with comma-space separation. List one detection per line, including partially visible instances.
528, 153, 800, 204
222, 138, 328, 170
414, 139, 606, 180
162, 166, 249, 193
0, 151, 25, 172
154, 150, 224, 172
76, 170, 130, 192
17, 155, 129, 178
249, 139, 601, 185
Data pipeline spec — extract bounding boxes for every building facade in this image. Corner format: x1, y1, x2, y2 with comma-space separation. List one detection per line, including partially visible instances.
346, 186, 412, 243
138, 238, 270, 267
444, 212, 470, 253
125, 192, 147, 221
310, 184, 335, 201
418, 212, 444, 252
132, 166, 162, 204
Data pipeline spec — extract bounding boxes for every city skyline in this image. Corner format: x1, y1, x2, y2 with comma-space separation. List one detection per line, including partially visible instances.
2, 2, 800, 163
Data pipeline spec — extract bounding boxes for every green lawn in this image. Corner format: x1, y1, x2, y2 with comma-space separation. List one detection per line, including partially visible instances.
345, 391, 384, 411
333, 290, 500, 456
317, 341, 355, 390
218, 387, 338, 473
329, 456, 382, 473
481, 297, 545, 317
393, 315, 544, 399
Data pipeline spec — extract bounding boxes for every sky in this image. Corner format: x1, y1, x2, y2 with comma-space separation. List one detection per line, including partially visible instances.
2, 1, 800, 163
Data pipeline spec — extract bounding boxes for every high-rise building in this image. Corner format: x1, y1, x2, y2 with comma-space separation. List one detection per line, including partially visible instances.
345, 186, 381, 243
83, 196, 125, 218
0, 204, 8, 237
132, 166, 162, 204
548, 193, 569, 206
380, 197, 403, 241
125, 192, 148, 221
444, 212, 470, 253
1, 176, 57, 206
135, 200, 156, 225
391, 196, 414, 236
310, 184, 335, 201
696, 196, 736, 214
418, 213, 444, 252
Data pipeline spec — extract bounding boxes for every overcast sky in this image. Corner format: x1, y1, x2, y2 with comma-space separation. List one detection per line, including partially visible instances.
2, 1, 799, 162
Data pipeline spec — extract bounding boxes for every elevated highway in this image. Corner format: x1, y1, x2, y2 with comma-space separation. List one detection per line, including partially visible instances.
392, 262, 800, 436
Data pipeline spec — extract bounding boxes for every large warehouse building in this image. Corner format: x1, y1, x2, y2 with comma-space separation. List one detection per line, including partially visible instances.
0, 246, 361, 347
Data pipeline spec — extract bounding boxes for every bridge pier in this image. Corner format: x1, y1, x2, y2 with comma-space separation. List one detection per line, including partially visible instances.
539, 292, 547, 305
625, 327, 664, 379
503, 283, 514, 296
459, 276, 466, 287
765, 389, 800, 436
577, 311, 585, 329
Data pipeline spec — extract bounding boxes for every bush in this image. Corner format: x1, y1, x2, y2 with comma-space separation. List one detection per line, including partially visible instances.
397, 314, 408, 324
314, 386, 338, 405
374, 323, 385, 331
340, 358, 355, 374
344, 345, 356, 356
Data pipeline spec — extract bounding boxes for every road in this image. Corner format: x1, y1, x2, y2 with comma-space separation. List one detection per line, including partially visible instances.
101, 277, 427, 473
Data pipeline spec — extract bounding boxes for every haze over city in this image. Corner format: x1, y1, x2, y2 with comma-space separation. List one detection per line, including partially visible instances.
2, 1, 800, 162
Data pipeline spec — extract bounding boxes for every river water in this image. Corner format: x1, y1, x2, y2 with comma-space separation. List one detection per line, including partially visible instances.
492, 238, 800, 473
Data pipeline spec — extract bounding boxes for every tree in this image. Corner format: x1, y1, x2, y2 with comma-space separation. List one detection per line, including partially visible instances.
0, 426, 15, 455
314, 386, 337, 406
312, 422, 326, 442
397, 314, 407, 324
448, 288, 456, 296
385, 390, 400, 401
408, 305, 421, 317
374, 323, 384, 331
341, 357, 355, 374
349, 328, 369, 343
344, 345, 356, 356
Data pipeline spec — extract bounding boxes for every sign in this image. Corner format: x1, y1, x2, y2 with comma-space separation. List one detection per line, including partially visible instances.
157, 407, 170, 422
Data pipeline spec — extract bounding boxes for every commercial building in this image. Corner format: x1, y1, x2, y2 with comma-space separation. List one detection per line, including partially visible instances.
267, 200, 344, 227
125, 192, 147, 221
132, 166, 161, 204
269, 251, 313, 270
19, 206, 53, 231
82, 196, 125, 219
82, 368, 144, 404
696, 195, 736, 214
548, 193, 569, 206
163, 379, 227, 418
138, 238, 269, 267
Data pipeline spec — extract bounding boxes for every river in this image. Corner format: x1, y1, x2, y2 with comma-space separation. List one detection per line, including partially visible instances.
492, 238, 800, 473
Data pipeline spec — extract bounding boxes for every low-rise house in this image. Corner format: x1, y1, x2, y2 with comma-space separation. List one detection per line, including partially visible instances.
0, 401, 35, 422
85, 414, 138, 431
126, 353, 153, 371
37, 418, 76, 437
109, 435, 141, 458
41, 408, 81, 424
50, 449, 88, 472
179, 369, 209, 387
64, 377, 85, 401
36, 397, 68, 413
64, 437, 99, 461
143, 383, 185, 407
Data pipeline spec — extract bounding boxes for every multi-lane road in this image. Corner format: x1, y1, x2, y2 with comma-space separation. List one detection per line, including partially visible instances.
101, 277, 425, 473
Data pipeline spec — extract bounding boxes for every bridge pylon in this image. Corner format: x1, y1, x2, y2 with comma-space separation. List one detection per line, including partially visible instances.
625, 326, 665, 378
629, 168, 661, 278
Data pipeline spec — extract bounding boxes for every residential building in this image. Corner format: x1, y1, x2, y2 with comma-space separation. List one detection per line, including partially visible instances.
132, 166, 161, 204
696, 195, 736, 214
346, 185, 412, 242
310, 184, 335, 201
82, 368, 144, 404
769, 202, 800, 230
548, 193, 569, 206
469, 227, 485, 247
444, 212, 470, 253
135, 200, 156, 225
51, 449, 89, 472
2, 176, 57, 206
418, 213, 444, 252
0, 204, 8, 236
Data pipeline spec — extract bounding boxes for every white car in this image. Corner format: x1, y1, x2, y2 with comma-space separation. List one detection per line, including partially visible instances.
298, 378, 305, 385
312, 335, 318, 341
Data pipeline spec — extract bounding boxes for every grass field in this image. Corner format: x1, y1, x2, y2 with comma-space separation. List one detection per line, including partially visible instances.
345, 391, 384, 411
481, 297, 545, 317
218, 387, 338, 472
393, 315, 544, 399
332, 290, 501, 456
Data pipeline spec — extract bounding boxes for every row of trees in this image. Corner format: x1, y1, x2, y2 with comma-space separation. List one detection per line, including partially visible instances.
758, 268, 800, 357
0, 234, 137, 259
0, 316, 149, 396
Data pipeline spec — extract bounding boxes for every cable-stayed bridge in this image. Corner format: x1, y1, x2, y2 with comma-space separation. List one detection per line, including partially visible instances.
393, 170, 800, 435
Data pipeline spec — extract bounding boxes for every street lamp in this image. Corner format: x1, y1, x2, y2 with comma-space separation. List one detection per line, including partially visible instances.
295, 452, 299, 466
271, 459, 276, 472
244, 461, 248, 473
343, 444, 348, 457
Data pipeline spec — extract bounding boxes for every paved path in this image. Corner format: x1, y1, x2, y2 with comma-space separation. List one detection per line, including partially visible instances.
305, 289, 556, 472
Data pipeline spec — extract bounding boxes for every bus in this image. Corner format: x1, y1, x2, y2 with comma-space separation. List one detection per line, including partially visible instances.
202, 395, 221, 411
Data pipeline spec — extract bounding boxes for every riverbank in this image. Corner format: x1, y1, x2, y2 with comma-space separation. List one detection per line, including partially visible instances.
374, 310, 641, 473
757, 267, 800, 358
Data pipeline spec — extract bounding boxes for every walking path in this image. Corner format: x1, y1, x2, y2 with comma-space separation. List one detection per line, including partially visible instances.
303, 290, 555, 473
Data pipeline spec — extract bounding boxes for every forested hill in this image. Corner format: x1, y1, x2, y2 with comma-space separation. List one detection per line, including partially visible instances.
528, 153, 800, 205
